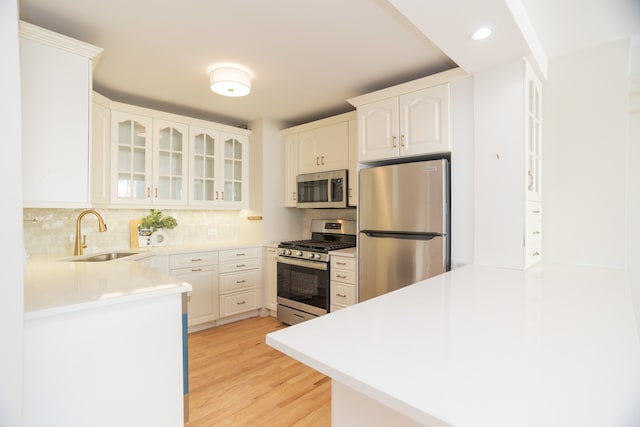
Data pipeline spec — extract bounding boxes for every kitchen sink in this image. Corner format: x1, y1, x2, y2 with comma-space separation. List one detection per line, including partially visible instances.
65, 251, 139, 262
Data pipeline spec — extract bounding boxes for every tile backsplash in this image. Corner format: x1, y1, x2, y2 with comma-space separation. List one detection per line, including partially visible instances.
23, 208, 244, 258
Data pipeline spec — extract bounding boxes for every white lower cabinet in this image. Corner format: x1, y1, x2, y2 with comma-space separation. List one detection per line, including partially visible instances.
263, 245, 278, 313
330, 254, 357, 312
219, 247, 261, 318
169, 251, 219, 328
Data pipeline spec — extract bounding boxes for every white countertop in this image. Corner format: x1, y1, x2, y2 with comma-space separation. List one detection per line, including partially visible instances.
267, 263, 640, 427
24, 256, 191, 320
24, 241, 266, 320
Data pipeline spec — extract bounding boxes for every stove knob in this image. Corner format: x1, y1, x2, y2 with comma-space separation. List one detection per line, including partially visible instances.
296, 251, 303, 257
285, 249, 292, 256
314, 253, 322, 260
307, 253, 315, 258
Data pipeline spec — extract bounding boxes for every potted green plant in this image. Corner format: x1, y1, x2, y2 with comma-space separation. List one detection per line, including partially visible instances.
140, 209, 178, 231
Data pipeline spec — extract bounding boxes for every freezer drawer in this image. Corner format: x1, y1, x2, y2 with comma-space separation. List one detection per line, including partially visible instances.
358, 232, 447, 302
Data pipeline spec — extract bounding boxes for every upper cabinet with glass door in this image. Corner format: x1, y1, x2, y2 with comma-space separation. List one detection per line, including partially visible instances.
188, 127, 249, 208
111, 111, 188, 206
525, 61, 542, 202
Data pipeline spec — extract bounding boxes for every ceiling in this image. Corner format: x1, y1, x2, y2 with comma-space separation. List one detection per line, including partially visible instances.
18, 0, 639, 129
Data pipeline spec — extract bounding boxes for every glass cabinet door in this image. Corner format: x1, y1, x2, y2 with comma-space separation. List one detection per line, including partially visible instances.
189, 127, 218, 205
525, 63, 542, 200
112, 111, 152, 204
154, 120, 189, 205
222, 135, 247, 203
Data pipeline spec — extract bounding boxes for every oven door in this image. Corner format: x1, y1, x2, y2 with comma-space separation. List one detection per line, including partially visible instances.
277, 256, 329, 317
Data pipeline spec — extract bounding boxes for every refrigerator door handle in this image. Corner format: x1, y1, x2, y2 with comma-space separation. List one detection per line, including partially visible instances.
362, 231, 442, 240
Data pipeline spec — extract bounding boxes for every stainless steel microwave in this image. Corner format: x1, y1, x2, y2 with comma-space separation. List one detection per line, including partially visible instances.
296, 169, 348, 208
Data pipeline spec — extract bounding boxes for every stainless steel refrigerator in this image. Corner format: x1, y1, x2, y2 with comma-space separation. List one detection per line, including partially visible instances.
358, 159, 450, 302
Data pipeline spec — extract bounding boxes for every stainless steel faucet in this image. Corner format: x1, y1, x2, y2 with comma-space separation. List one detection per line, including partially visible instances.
74, 209, 107, 256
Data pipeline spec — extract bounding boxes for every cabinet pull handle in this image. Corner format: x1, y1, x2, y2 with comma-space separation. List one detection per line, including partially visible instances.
321, 155, 325, 165
532, 251, 541, 256
336, 274, 347, 279
215, 191, 219, 200
336, 261, 347, 266
221, 191, 224, 200
191, 258, 202, 262
236, 301, 246, 305
191, 268, 202, 272
400, 134, 405, 147
336, 293, 347, 298
533, 231, 541, 235
236, 279, 246, 284
392, 136, 397, 148
293, 191, 297, 200
533, 210, 541, 214
316, 156, 320, 166
236, 264, 246, 268
147, 187, 151, 198
236, 253, 246, 256
155, 187, 158, 198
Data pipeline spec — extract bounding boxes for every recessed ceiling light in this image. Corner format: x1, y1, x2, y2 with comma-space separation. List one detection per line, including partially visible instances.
471, 27, 493, 41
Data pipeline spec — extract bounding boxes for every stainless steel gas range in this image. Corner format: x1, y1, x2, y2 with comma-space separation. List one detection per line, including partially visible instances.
276, 219, 356, 325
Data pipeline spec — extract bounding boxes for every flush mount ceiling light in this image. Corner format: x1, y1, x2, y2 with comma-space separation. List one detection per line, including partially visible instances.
471, 26, 493, 41
209, 66, 252, 97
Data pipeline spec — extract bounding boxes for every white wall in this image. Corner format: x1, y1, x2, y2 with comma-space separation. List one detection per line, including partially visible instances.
450, 76, 475, 268
246, 118, 302, 243
628, 38, 640, 334
543, 39, 631, 268
0, 0, 24, 424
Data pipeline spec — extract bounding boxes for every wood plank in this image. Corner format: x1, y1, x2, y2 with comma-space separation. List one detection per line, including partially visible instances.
186, 316, 331, 427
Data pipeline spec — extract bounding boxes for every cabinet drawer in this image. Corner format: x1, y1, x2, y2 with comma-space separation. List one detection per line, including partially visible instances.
331, 256, 356, 271
220, 290, 259, 317
220, 257, 261, 273
220, 269, 260, 294
526, 202, 542, 225
220, 247, 261, 262
525, 238, 542, 268
331, 268, 356, 284
170, 251, 218, 269
331, 282, 355, 306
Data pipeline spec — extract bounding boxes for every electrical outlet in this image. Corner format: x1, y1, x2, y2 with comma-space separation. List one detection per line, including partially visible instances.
207, 228, 217, 236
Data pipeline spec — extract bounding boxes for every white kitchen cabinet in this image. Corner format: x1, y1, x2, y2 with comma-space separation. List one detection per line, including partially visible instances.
169, 251, 219, 330
219, 247, 261, 318
298, 121, 349, 173
474, 58, 543, 269
188, 126, 249, 208
282, 111, 356, 207
20, 22, 103, 208
110, 111, 189, 206
347, 119, 358, 207
525, 61, 542, 202
330, 253, 357, 312
283, 134, 298, 207
90, 93, 111, 206
262, 245, 278, 313
356, 84, 450, 163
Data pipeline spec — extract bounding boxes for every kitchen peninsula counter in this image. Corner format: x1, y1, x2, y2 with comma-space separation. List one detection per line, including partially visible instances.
267, 264, 640, 427
23, 254, 193, 427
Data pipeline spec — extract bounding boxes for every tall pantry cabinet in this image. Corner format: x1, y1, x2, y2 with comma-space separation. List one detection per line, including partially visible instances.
474, 58, 543, 269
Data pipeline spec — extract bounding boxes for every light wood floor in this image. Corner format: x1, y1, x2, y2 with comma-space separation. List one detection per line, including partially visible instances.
185, 316, 331, 426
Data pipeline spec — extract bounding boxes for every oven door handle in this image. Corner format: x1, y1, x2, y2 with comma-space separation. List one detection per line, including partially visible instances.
276, 256, 328, 271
